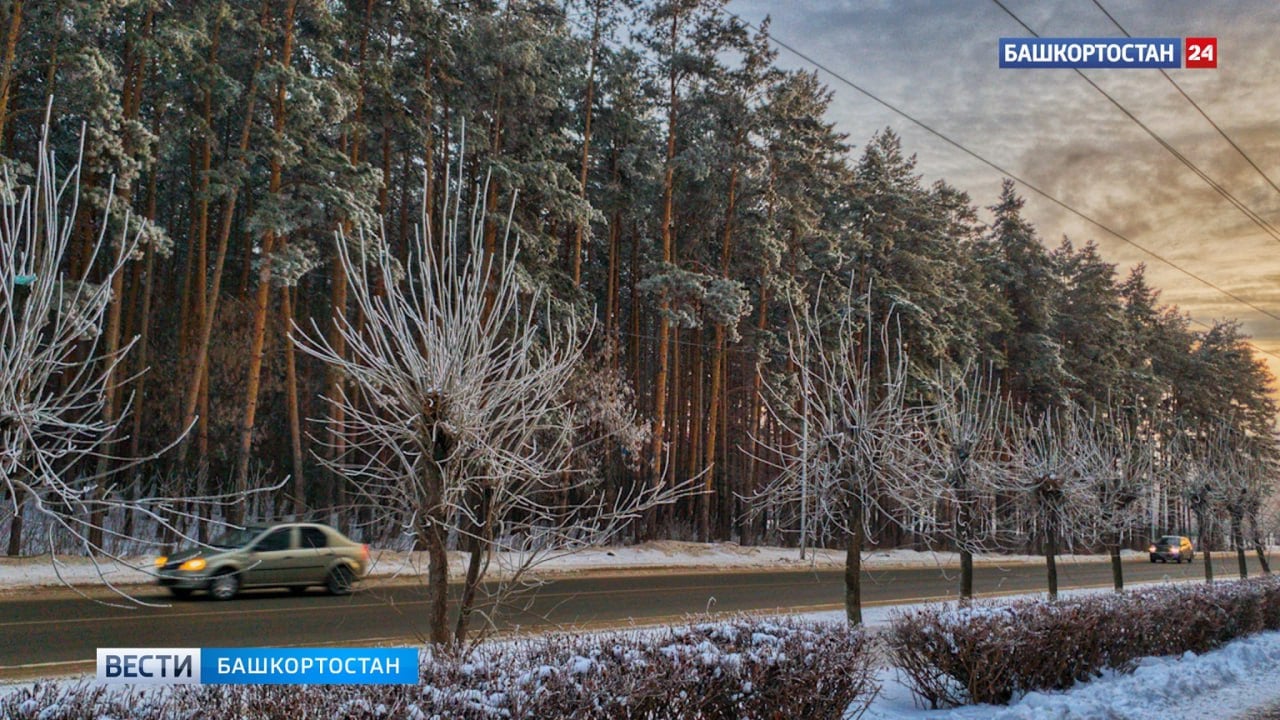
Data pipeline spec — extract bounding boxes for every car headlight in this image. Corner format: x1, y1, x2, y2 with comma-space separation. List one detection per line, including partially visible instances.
155, 556, 168, 567
1149, 546, 1156, 553
1169, 548, 1179, 554
178, 558, 207, 572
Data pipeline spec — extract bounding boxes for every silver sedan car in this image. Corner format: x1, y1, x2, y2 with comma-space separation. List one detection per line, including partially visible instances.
155, 522, 369, 600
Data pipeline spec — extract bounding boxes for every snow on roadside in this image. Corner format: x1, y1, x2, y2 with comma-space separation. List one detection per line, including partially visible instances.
5, 577, 1280, 720
0, 541, 1149, 591
860, 629, 1280, 720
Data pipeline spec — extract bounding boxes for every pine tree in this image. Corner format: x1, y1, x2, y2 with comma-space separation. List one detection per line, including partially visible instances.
984, 179, 1067, 412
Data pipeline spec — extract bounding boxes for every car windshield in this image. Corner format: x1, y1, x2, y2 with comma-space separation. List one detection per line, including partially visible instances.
209, 527, 266, 549
1158, 537, 1181, 545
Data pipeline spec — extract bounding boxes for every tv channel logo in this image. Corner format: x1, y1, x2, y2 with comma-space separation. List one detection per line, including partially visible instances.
1185, 37, 1218, 68
97, 648, 201, 685
1000, 38, 1180, 68
97, 647, 419, 685
1000, 37, 1217, 69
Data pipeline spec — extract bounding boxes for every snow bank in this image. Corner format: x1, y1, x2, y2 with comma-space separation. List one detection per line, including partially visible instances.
863, 629, 1280, 719
0, 541, 1148, 591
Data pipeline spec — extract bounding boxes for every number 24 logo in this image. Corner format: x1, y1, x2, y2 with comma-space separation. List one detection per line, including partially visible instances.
1185, 37, 1217, 68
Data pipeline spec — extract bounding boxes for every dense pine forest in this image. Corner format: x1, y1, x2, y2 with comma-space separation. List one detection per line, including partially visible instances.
0, 0, 1275, 559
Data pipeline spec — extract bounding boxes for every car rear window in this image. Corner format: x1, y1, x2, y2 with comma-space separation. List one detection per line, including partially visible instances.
300, 527, 328, 549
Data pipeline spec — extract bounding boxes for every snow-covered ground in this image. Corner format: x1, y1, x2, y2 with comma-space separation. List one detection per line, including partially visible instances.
861, 629, 1280, 720
797, 579, 1280, 719
0, 541, 1148, 591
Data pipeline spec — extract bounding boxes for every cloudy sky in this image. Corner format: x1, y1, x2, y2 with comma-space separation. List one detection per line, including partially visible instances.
730, 0, 1280, 381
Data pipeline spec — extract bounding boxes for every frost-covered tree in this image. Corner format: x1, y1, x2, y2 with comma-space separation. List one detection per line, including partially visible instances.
1210, 431, 1277, 580
294, 166, 681, 645
913, 364, 1014, 600
1182, 438, 1226, 585
1012, 407, 1098, 600
754, 288, 917, 625
0, 120, 229, 587
1075, 404, 1152, 591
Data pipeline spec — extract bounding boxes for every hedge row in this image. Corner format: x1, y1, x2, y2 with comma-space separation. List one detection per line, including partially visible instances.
887, 576, 1280, 708
1, 617, 877, 720
10, 579, 1280, 717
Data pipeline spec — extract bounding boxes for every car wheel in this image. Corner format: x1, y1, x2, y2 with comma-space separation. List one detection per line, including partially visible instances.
1175, 557, 1182, 564
169, 587, 193, 600
209, 571, 240, 601
326, 566, 354, 596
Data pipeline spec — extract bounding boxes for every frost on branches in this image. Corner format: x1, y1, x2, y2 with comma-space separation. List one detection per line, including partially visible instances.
294, 164, 684, 646
0, 120, 236, 599
752, 288, 917, 626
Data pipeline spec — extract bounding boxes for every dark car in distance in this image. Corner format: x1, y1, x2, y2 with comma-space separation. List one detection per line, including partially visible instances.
154, 522, 369, 600
1149, 535, 1194, 564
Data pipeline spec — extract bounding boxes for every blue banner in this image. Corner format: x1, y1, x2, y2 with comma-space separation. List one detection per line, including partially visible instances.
1000, 38, 1181, 68
200, 647, 419, 685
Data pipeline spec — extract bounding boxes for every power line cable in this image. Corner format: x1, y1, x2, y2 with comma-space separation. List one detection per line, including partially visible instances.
1089, 0, 1280, 201
719, 9, 1280, 331
555, 8, 1280, 364
990, 0, 1280, 244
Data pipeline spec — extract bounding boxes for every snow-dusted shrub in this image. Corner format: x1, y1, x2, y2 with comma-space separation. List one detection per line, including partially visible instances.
888, 576, 1280, 709
1, 617, 877, 720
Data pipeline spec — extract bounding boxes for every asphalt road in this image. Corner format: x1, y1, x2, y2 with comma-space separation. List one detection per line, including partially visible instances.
0, 553, 1273, 678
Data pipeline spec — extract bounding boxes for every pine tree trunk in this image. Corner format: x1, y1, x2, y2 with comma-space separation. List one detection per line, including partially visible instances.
420, 54, 435, 244
570, 3, 601, 289
177, 3, 268, 471
88, 227, 129, 551
283, 286, 305, 516
232, 0, 298, 520
87, 3, 156, 550
647, 9, 680, 540
742, 282, 768, 546
124, 129, 160, 538
627, 222, 641, 392
718, 353, 733, 540
702, 165, 737, 543
689, 328, 705, 540
322, 0, 376, 513
183, 18, 218, 465
668, 326, 682, 532
0, 0, 24, 151
605, 206, 620, 353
